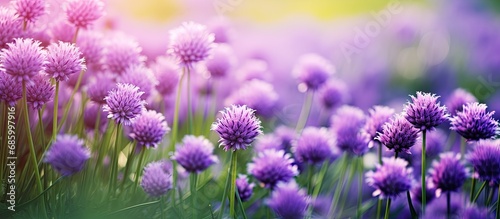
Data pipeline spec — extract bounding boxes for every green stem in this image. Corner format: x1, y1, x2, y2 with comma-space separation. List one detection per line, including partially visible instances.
470, 174, 476, 202
384, 198, 391, 219
236, 190, 248, 219
295, 91, 314, 133
357, 157, 364, 219
376, 199, 382, 219
191, 173, 198, 219
338, 156, 357, 217
120, 142, 136, 190
52, 81, 59, 141
406, 191, 417, 219
378, 141, 382, 164
57, 68, 85, 132
186, 67, 193, 134
421, 130, 427, 215
73, 27, 80, 44
105, 200, 160, 216
17, 177, 63, 209
37, 110, 45, 148
496, 183, 500, 219
460, 137, 466, 159
229, 151, 238, 218
218, 152, 233, 219
472, 181, 487, 203
307, 164, 314, 194
169, 69, 185, 152
109, 124, 122, 195
133, 147, 146, 194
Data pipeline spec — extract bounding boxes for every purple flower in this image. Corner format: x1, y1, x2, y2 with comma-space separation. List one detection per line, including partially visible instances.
450, 102, 499, 141
86, 73, 116, 105
1, 38, 45, 83
103, 83, 146, 126
118, 64, 158, 99
411, 181, 436, 204
292, 53, 335, 91
63, 0, 104, 29
255, 134, 283, 153
130, 110, 169, 148
141, 160, 172, 197
0, 7, 23, 49
317, 79, 349, 109
462, 206, 494, 219
152, 56, 180, 96
26, 74, 54, 110
274, 125, 297, 152
225, 79, 279, 118
236, 174, 255, 202
12, 0, 47, 24
211, 105, 262, 151
76, 30, 104, 68
330, 105, 370, 156
168, 22, 214, 67
102, 33, 145, 75
412, 129, 446, 159
235, 59, 271, 82
0, 72, 22, 106
44, 134, 91, 176
293, 127, 338, 164
467, 140, 500, 183
376, 114, 420, 154
365, 105, 395, 141
45, 41, 86, 82
172, 135, 218, 173
267, 181, 309, 219
48, 19, 76, 43
429, 152, 468, 195
248, 149, 298, 189
403, 92, 448, 131
207, 18, 230, 43
445, 88, 477, 116
366, 157, 414, 199
83, 103, 107, 131
206, 43, 236, 78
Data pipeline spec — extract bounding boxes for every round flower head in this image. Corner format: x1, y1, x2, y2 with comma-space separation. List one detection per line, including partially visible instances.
236, 174, 255, 202
0, 72, 22, 106
317, 79, 349, 109
255, 134, 283, 153
429, 152, 468, 195
267, 181, 309, 219
445, 88, 477, 116
103, 83, 146, 126
225, 79, 279, 118
76, 30, 104, 68
274, 125, 297, 152
403, 92, 448, 131
330, 105, 370, 156
376, 114, 420, 154
462, 206, 494, 219
411, 181, 436, 204
172, 135, 218, 173
235, 59, 271, 82
130, 110, 169, 148
365, 157, 414, 199
467, 140, 500, 183
11, 0, 47, 24
450, 102, 499, 141
48, 19, 76, 43
26, 74, 54, 110
118, 64, 158, 99
63, 0, 104, 29
102, 33, 145, 75
86, 73, 116, 104
207, 17, 231, 43
365, 105, 395, 141
152, 56, 180, 96
412, 129, 445, 159
294, 127, 337, 164
83, 103, 107, 132
0, 7, 23, 49
248, 149, 298, 189
205, 43, 236, 78
292, 53, 335, 91
168, 21, 214, 67
44, 134, 91, 176
211, 105, 262, 151
1, 38, 45, 83
45, 41, 86, 82
140, 160, 172, 197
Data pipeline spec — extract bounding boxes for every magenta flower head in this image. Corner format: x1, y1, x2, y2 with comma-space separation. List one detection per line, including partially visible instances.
45, 41, 86, 82
63, 0, 104, 29
0, 7, 23, 49
450, 102, 499, 141
173, 135, 218, 173
130, 110, 169, 149
267, 181, 309, 219
225, 79, 279, 118
211, 105, 262, 151
44, 134, 91, 176
330, 105, 370, 156
48, 19, 76, 43
11, 0, 47, 24
103, 33, 145, 75
0, 72, 22, 106
376, 114, 420, 154
118, 64, 158, 99
403, 92, 448, 131
1, 38, 45, 83
103, 83, 146, 126
206, 43, 236, 78
365, 105, 395, 141
86, 73, 116, 104
467, 140, 500, 183
317, 79, 349, 109
366, 157, 414, 199
168, 21, 214, 67
141, 160, 173, 197
248, 149, 298, 189
429, 152, 468, 196
294, 127, 338, 165
255, 134, 283, 153
293, 53, 335, 91
236, 174, 255, 202
26, 74, 54, 110
77, 30, 104, 68
152, 56, 180, 96
445, 88, 477, 116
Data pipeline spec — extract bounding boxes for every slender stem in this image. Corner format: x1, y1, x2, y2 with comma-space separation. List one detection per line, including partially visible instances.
338, 156, 357, 217
307, 164, 314, 194
376, 199, 382, 219
52, 81, 59, 141
378, 141, 383, 164
106, 200, 160, 216
236, 190, 248, 219
186, 67, 193, 134
120, 142, 136, 190
470, 174, 476, 202
229, 151, 238, 218
170, 70, 185, 151
218, 152, 234, 219
421, 130, 427, 215
93, 104, 102, 146
384, 198, 391, 219
460, 137, 466, 159
357, 157, 364, 219
496, 183, 500, 219
133, 147, 146, 193
472, 181, 487, 203
58, 69, 85, 131
447, 192, 451, 219
160, 196, 166, 219
406, 191, 417, 219
295, 91, 314, 133
37, 110, 45, 148
487, 185, 495, 206
191, 173, 198, 219
109, 124, 122, 195
72, 27, 80, 44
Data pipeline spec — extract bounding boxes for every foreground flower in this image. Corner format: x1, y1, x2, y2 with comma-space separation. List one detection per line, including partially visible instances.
141, 160, 173, 197
12, 0, 47, 24
0, 7, 23, 49
236, 174, 255, 202
429, 153, 468, 196
211, 105, 262, 151
445, 88, 477, 116
103, 83, 146, 126
248, 149, 298, 189
130, 110, 170, 148
376, 114, 420, 154
0, 72, 22, 106
292, 53, 335, 91
467, 140, 500, 183
168, 21, 214, 67
294, 127, 337, 164
26, 74, 54, 110
1, 38, 45, 83
330, 105, 370, 156
366, 157, 414, 199
45, 41, 86, 82
267, 181, 309, 219
63, 0, 104, 29
365, 105, 395, 141
404, 92, 448, 131
450, 102, 499, 141
172, 135, 218, 173
44, 134, 91, 176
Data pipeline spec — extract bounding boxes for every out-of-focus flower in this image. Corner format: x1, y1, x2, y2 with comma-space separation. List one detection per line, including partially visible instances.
450, 102, 499, 141
152, 56, 180, 97
267, 181, 309, 219
254, 134, 283, 153
293, 127, 337, 164
26, 74, 54, 110
102, 33, 145, 75
293, 53, 334, 91
404, 92, 448, 131
172, 135, 218, 173
207, 17, 231, 43
0, 7, 23, 49
11, 0, 47, 24
365, 105, 395, 141
225, 79, 278, 118
48, 19, 76, 43
366, 157, 414, 199
1, 38, 45, 83
63, 0, 104, 29
83, 103, 107, 131
411, 181, 436, 204
77, 30, 104, 70
211, 105, 262, 151
236, 174, 255, 202
235, 59, 271, 82
330, 105, 370, 156
45, 41, 85, 82
168, 22, 214, 67
118, 64, 158, 99
429, 152, 468, 196
445, 88, 477, 116
205, 43, 236, 78
140, 160, 172, 197
274, 125, 297, 152
130, 110, 169, 149
377, 114, 420, 154
86, 73, 116, 105
248, 149, 298, 189
103, 83, 146, 126
0, 72, 22, 106
467, 140, 500, 183
317, 79, 349, 110
44, 134, 91, 176
462, 206, 494, 219
412, 129, 446, 159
